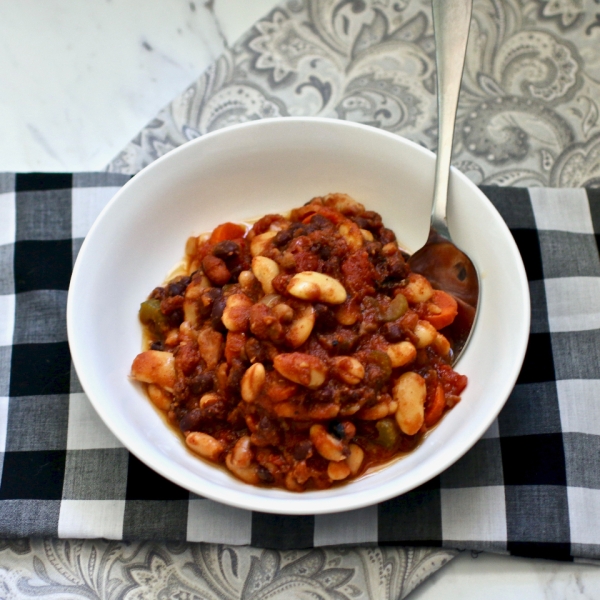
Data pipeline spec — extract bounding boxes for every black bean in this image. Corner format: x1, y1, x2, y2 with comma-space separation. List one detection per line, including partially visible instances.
354, 211, 383, 232
385, 254, 407, 279
199, 288, 221, 319
189, 372, 214, 396
210, 295, 227, 331
150, 286, 166, 300
293, 440, 313, 461
179, 408, 203, 433
311, 384, 335, 404
229, 263, 243, 278
365, 241, 382, 257
166, 276, 191, 297
381, 322, 404, 343
168, 308, 184, 327
273, 229, 293, 248
309, 214, 331, 230
329, 421, 346, 440
318, 245, 331, 260
212, 240, 240, 259
227, 358, 246, 391
314, 303, 337, 333
257, 466, 274, 483
245, 337, 266, 364
379, 228, 396, 245
289, 222, 307, 237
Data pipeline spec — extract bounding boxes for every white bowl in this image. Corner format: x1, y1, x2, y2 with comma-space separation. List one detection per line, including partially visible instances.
67, 117, 530, 515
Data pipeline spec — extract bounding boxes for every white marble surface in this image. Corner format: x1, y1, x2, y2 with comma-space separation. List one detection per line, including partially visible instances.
0, 0, 275, 171
410, 552, 600, 600
1, 0, 599, 597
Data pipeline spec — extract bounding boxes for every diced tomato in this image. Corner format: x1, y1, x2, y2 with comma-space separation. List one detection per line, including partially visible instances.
209, 222, 247, 244
437, 363, 468, 395
423, 290, 458, 330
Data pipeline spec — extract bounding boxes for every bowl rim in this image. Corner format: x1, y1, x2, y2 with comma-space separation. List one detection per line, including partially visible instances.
67, 116, 531, 514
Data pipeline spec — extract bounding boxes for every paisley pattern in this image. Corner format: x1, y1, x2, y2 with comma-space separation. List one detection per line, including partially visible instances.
0, 539, 457, 599
108, 0, 600, 188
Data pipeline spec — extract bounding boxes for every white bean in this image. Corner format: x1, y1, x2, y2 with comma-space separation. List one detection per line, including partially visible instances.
393, 372, 426, 435
147, 384, 172, 411
285, 305, 316, 348
250, 231, 277, 257
226, 438, 260, 485
338, 222, 363, 250
252, 256, 280, 294
131, 351, 176, 392
287, 271, 347, 305
401, 273, 434, 304
328, 460, 351, 481
241, 363, 266, 402
222, 293, 253, 332
346, 444, 364, 475
186, 432, 224, 461
310, 424, 346, 462
386, 341, 417, 367
331, 356, 365, 385
197, 327, 224, 370
414, 320, 437, 349
274, 353, 327, 389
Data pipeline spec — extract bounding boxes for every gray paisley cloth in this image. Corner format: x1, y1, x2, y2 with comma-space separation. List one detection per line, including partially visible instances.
109, 0, 600, 188
0, 540, 456, 599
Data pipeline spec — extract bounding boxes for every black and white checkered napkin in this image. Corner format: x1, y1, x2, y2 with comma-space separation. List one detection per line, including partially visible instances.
1, 173, 599, 561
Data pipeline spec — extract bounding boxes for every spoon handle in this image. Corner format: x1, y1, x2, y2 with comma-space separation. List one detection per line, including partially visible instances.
431, 0, 473, 239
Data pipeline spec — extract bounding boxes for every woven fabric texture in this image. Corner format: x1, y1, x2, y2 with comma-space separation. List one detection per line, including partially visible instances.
1, 173, 599, 562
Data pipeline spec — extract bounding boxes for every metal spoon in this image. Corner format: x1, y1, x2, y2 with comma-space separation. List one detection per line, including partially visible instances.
408, 0, 478, 363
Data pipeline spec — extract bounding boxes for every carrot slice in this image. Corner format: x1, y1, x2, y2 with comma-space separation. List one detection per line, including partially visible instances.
209, 222, 247, 244
423, 290, 458, 330
424, 382, 446, 428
